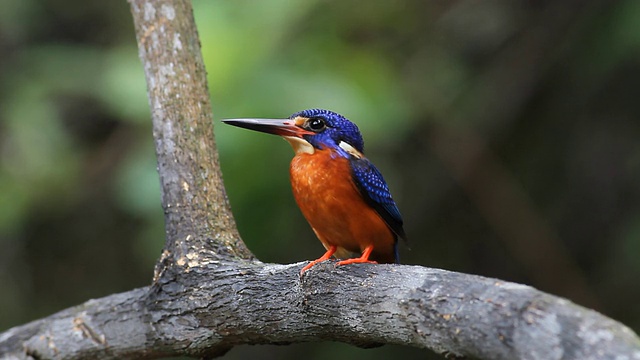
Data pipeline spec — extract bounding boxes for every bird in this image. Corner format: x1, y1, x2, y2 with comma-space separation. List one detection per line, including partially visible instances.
222, 109, 406, 274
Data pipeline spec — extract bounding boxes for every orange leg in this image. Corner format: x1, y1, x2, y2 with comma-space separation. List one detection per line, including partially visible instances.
336, 245, 378, 267
300, 245, 337, 274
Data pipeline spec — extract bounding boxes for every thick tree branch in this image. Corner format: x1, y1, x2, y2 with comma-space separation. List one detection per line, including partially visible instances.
1, 263, 639, 359
1, 0, 639, 359
129, 0, 253, 275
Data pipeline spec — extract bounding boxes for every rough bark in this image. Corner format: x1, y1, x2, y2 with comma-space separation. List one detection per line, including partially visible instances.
1, 0, 639, 359
1, 262, 639, 360
130, 0, 253, 281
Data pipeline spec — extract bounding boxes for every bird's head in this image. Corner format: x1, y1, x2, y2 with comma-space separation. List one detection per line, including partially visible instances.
222, 109, 365, 157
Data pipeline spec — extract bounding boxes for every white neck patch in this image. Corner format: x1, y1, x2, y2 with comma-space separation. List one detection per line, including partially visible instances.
339, 141, 363, 159
284, 136, 314, 154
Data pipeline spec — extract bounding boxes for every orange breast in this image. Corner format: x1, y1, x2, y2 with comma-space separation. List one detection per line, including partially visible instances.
289, 149, 396, 263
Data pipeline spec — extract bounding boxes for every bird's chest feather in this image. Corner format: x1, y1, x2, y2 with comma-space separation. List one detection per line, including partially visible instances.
289, 150, 355, 212
289, 149, 395, 259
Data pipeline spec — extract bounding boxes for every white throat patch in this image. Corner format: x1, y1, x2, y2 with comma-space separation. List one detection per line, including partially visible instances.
339, 141, 363, 159
284, 136, 314, 154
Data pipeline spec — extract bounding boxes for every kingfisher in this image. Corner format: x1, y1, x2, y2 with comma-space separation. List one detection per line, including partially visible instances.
223, 109, 406, 274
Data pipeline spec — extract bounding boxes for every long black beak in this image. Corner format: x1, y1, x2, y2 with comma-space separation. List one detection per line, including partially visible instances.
222, 118, 313, 138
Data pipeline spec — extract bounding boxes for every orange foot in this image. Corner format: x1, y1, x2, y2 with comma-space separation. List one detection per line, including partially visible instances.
336, 245, 377, 267
300, 245, 337, 274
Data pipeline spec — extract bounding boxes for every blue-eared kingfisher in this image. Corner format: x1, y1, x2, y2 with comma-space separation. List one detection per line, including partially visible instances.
223, 109, 406, 274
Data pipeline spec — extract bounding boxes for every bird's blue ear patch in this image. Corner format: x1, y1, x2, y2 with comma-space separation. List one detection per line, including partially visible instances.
290, 109, 365, 153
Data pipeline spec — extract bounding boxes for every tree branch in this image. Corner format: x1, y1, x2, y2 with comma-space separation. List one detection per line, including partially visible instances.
1, 0, 639, 359
129, 0, 253, 276
1, 263, 639, 359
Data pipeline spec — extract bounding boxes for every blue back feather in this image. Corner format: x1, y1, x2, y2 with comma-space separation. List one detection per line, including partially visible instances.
350, 157, 406, 243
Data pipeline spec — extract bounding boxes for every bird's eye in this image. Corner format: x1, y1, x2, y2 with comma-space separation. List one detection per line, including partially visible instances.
307, 118, 326, 132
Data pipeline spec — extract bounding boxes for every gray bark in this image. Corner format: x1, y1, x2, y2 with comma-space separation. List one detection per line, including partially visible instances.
1, 0, 639, 359
1, 262, 639, 359
130, 0, 253, 273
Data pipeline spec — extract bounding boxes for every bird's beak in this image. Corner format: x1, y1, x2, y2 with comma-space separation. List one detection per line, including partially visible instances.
221, 118, 314, 138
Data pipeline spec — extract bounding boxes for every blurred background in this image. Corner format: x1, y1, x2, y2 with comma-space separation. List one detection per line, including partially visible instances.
1, 0, 639, 359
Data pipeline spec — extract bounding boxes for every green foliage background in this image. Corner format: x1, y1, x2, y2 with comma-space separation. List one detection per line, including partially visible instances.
1, 0, 639, 359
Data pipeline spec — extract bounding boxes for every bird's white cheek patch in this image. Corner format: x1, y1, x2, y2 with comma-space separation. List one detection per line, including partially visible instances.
284, 136, 315, 154
339, 141, 363, 159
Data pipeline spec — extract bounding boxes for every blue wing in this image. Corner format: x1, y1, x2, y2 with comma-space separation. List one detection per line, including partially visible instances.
349, 157, 406, 242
